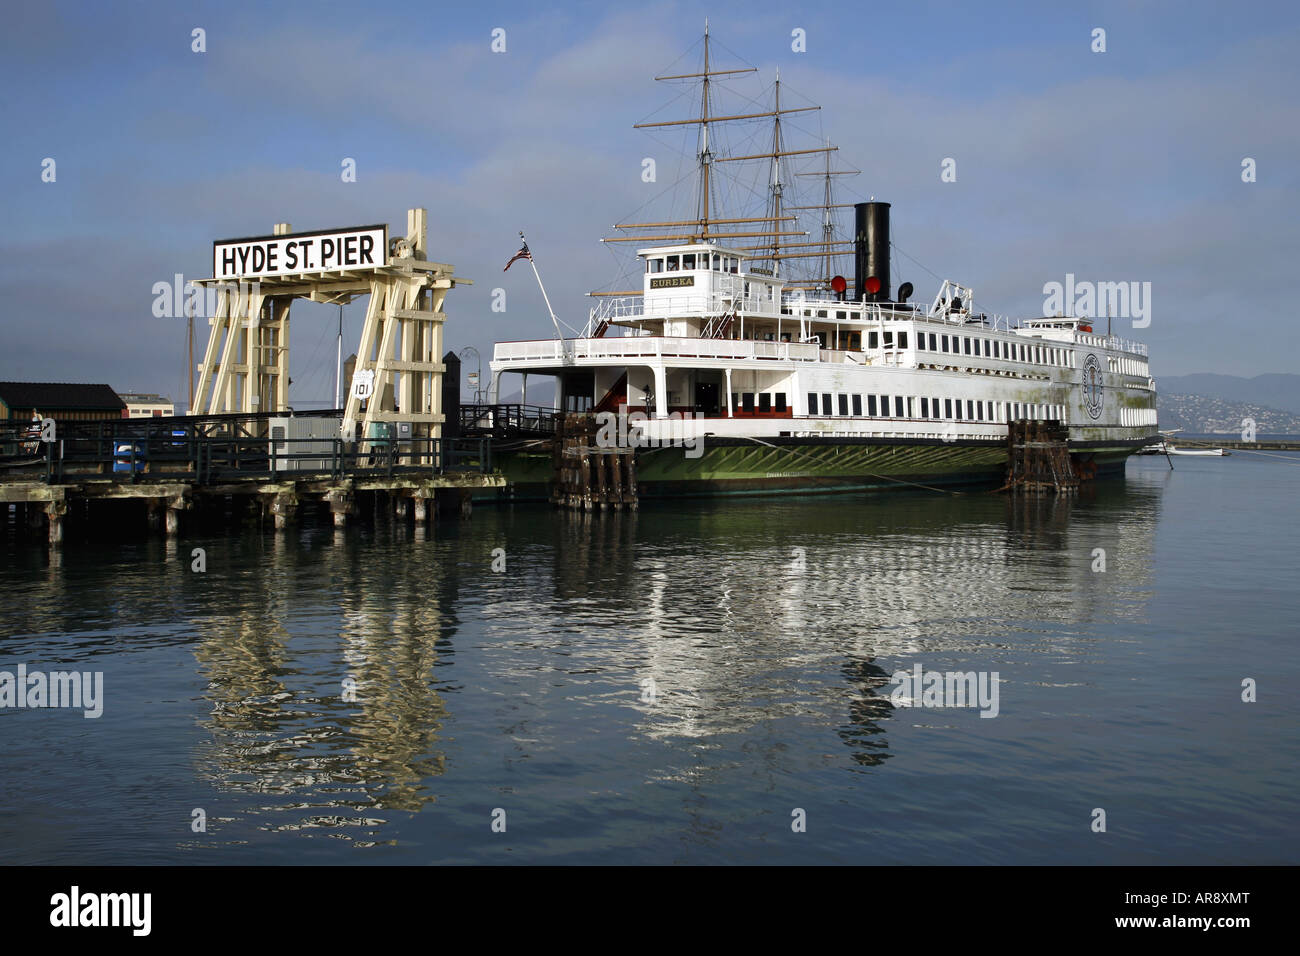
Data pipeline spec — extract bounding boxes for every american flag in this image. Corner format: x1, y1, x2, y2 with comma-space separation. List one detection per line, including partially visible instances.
503, 240, 532, 272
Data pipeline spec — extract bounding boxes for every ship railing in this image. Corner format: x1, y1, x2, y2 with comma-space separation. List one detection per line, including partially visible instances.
782, 296, 985, 328
1106, 336, 1147, 356
592, 296, 645, 320
493, 337, 820, 363
817, 348, 909, 366
1068, 330, 1148, 356
594, 293, 782, 322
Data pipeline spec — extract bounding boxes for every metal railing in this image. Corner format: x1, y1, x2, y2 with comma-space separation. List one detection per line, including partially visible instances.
493, 336, 820, 364
20, 433, 493, 486
593, 292, 782, 321
1084, 333, 1149, 357
459, 403, 558, 437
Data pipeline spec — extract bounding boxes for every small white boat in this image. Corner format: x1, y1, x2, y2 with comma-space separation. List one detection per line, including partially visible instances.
1137, 433, 1229, 457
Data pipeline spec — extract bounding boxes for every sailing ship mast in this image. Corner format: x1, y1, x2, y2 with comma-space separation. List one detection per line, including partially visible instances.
731, 72, 849, 277
762, 69, 786, 273
605, 22, 819, 248
593, 23, 877, 300
773, 147, 859, 290
698, 18, 714, 231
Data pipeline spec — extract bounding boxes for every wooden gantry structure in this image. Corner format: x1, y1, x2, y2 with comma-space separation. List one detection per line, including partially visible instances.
192, 208, 465, 457
0, 208, 509, 545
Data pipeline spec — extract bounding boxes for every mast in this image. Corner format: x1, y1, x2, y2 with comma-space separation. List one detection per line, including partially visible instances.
820, 139, 833, 281
794, 153, 859, 288
766, 69, 783, 272
751, 78, 838, 275
699, 19, 712, 236
611, 23, 820, 246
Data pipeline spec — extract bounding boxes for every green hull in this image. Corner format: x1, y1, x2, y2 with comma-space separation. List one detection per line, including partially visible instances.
486, 435, 1144, 501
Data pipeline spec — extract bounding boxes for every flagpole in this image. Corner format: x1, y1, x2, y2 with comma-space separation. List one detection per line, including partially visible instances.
520, 231, 564, 341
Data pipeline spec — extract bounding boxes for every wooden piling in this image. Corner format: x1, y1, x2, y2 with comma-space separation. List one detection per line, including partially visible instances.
1006, 420, 1079, 494
551, 413, 638, 511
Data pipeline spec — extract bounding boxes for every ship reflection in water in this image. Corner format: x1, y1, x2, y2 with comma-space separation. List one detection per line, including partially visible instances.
6, 437, 1297, 868
506, 483, 1158, 760
178, 473, 1161, 855
31, 462, 1279, 864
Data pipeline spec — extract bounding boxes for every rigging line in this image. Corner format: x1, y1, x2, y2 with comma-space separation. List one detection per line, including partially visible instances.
893, 232, 1021, 322
614, 145, 705, 218
890, 239, 944, 284
632, 83, 697, 129
642, 120, 808, 211
646, 36, 708, 92
705, 34, 759, 76
297, 317, 336, 405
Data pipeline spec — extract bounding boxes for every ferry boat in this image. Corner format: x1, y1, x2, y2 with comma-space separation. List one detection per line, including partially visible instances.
487, 27, 1159, 497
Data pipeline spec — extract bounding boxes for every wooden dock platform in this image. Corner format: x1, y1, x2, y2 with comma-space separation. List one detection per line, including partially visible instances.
1, 415, 502, 543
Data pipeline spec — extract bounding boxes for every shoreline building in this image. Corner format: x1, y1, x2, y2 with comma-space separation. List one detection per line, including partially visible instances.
0, 382, 127, 424
118, 392, 176, 418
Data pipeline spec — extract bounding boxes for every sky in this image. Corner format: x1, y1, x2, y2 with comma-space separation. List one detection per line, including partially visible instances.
1, 0, 1297, 408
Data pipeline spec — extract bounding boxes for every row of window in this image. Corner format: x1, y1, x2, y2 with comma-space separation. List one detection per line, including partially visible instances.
726, 389, 1070, 421
733, 392, 789, 413
807, 392, 1066, 423
1120, 407, 1158, 426
647, 253, 741, 274
767, 319, 1146, 372
1111, 355, 1146, 377
915, 333, 1069, 367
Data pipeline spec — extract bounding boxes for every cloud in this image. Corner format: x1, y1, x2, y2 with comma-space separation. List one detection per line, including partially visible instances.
0, 2, 1297, 395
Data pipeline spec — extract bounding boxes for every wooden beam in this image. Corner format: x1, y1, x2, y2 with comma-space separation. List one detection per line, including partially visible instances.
613, 216, 795, 229
633, 105, 818, 129
602, 230, 808, 242
655, 67, 756, 80
715, 146, 837, 164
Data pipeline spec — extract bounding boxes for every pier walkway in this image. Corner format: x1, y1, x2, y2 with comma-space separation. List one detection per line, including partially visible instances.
1, 412, 502, 544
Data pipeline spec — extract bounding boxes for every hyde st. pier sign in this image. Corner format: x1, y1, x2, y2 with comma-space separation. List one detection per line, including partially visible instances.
212, 224, 387, 279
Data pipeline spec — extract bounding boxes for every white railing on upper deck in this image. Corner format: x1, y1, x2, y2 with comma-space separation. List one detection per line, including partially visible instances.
782, 292, 993, 328
1104, 335, 1147, 356
494, 336, 820, 364
594, 293, 781, 322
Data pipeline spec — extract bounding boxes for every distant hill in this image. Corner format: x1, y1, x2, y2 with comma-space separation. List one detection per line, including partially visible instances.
1156, 374, 1300, 415
1156, 392, 1300, 434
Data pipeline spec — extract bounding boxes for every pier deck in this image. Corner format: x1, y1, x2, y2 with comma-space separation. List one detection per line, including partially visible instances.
1, 414, 503, 543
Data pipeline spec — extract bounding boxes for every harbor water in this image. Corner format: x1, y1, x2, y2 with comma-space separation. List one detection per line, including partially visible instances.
1, 454, 1297, 864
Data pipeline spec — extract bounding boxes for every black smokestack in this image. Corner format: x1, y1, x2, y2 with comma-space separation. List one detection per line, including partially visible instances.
854, 201, 890, 302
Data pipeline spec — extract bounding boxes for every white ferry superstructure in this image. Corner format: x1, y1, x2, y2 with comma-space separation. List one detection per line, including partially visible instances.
486, 28, 1158, 496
